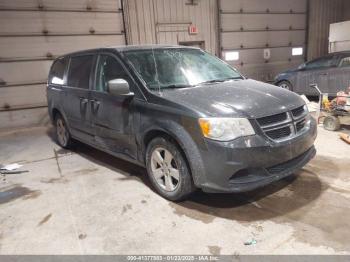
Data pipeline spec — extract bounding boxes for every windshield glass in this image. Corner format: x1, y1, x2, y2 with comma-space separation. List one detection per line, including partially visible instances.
122, 48, 243, 90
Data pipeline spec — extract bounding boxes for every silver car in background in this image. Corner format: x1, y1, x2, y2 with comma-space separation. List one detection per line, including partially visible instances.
275, 51, 350, 95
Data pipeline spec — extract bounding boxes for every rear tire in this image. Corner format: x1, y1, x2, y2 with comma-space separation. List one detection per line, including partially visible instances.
54, 113, 73, 148
146, 137, 195, 201
323, 116, 341, 131
278, 81, 293, 91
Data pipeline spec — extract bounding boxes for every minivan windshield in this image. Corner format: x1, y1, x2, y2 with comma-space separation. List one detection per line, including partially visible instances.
123, 48, 243, 90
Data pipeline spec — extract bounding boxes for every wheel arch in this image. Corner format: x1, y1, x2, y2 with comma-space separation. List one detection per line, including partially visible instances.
141, 125, 205, 187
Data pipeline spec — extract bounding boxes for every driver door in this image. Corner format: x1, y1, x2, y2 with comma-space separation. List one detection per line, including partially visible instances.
90, 54, 137, 160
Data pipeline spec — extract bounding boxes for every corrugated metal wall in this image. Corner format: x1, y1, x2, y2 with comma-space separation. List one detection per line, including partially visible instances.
0, 0, 126, 130
123, 0, 219, 55
307, 0, 343, 60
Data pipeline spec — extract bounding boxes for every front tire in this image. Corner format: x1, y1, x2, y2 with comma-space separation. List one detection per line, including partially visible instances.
146, 137, 195, 201
55, 114, 73, 148
278, 80, 293, 91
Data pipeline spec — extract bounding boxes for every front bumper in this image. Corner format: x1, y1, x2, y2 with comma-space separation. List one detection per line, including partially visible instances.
196, 117, 317, 193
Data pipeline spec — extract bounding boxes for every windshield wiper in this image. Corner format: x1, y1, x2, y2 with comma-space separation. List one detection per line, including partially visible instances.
199, 77, 243, 85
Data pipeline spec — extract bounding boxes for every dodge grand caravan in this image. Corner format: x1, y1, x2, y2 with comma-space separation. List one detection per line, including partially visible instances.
47, 45, 317, 201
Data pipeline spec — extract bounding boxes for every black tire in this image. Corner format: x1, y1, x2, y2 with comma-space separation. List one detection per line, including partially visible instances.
146, 137, 196, 201
278, 80, 293, 91
323, 116, 341, 131
54, 113, 73, 148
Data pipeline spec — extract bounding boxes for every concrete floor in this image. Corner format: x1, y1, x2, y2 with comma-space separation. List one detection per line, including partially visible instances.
0, 124, 349, 255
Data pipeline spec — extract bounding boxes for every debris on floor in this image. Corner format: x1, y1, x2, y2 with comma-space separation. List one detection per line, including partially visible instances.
340, 133, 350, 144
244, 239, 258, 246
0, 163, 28, 175
0, 163, 22, 171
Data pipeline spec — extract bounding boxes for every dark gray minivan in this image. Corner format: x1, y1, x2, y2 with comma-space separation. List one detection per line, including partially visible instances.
47, 45, 317, 201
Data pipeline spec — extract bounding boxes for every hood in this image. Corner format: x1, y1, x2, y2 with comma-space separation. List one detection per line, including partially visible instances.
160, 79, 305, 118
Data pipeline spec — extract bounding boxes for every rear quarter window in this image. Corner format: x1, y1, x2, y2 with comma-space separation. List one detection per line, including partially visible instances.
49, 57, 67, 85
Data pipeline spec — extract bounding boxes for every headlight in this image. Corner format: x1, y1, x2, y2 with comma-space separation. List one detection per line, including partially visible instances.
198, 118, 255, 141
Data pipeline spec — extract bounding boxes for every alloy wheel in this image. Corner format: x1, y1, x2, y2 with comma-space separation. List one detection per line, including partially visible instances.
150, 147, 180, 192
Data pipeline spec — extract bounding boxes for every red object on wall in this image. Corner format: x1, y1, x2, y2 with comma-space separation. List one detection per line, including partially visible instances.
188, 25, 198, 35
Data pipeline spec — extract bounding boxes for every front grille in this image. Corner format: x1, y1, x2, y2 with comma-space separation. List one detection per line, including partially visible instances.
256, 112, 287, 126
296, 119, 306, 132
256, 106, 308, 141
292, 106, 305, 118
265, 126, 292, 140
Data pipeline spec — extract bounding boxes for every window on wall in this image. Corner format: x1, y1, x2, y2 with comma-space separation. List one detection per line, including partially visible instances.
67, 55, 94, 89
292, 47, 303, 56
49, 58, 67, 85
224, 51, 239, 61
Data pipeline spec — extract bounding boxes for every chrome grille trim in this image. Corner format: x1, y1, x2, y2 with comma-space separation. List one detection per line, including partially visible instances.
256, 106, 309, 141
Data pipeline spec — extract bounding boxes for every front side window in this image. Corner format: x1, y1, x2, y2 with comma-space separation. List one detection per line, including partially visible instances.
95, 55, 130, 92
123, 48, 242, 90
67, 55, 94, 89
49, 57, 67, 85
305, 56, 337, 70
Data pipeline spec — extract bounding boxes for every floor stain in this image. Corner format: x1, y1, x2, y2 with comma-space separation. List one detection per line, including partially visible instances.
78, 233, 87, 240
141, 200, 147, 204
121, 204, 132, 215
40, 177, 68, 184
208, 245, 221, 255
37, 213, 52, 226
73, 167, 99, 175
0, 186, 41, 204
168, 155, 350, 251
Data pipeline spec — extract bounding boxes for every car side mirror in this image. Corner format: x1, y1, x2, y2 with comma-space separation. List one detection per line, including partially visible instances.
108, 79, 134, 96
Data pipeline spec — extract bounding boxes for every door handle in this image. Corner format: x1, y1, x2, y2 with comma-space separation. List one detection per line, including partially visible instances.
90, 99, 100, 110
90, 99, 100, 105
79, 97, 89, 105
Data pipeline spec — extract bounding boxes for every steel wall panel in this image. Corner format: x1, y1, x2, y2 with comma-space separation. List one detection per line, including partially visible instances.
0, 35, 125, 59
0, 84, 46, 110
0, 0, 122, 10
0, 61, 51, 84
222, 31, 305, 50
0, 12, 124, 34
221, 14, 306, 31
220, 0, 307, 13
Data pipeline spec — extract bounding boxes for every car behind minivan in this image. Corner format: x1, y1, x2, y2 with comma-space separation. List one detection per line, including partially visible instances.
47, 45, 317, 201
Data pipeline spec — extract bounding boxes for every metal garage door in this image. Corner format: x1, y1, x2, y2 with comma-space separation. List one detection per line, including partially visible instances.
0, 0, 126, 130
219, 0, 308, 82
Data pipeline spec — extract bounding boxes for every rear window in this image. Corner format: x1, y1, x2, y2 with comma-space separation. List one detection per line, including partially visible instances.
49, 57, 67, 85
67, 55, 94, 89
